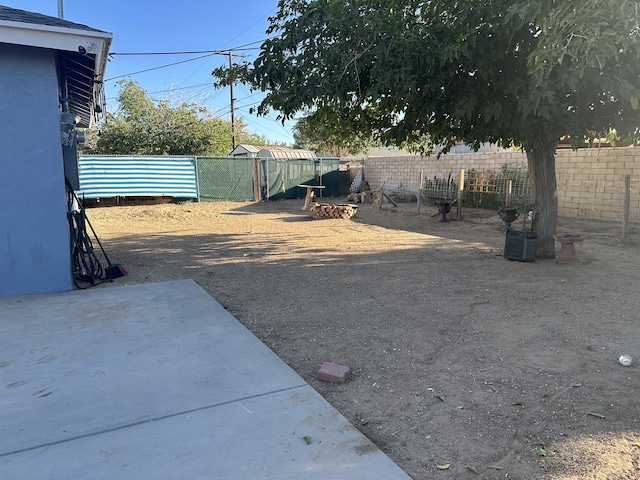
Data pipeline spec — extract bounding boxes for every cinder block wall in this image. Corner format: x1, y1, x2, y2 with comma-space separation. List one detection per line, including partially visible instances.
363, 148, 640, 222
556, 148, 640, 222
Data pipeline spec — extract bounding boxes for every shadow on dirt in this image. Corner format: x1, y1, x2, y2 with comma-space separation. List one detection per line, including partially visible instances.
94, 199, 640, 479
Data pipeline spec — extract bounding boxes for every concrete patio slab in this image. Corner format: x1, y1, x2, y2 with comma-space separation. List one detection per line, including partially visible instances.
0, 280, 410, 479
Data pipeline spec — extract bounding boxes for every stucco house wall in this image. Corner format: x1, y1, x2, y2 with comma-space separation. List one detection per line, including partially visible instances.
0, 5, 111, 297
0, 43, 73, 295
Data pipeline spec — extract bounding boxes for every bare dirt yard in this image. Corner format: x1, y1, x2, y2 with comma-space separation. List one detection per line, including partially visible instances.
88, 198, 640, 479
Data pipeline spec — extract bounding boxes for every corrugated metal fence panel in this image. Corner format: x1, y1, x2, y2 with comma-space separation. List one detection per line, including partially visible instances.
78, 156, 198, 199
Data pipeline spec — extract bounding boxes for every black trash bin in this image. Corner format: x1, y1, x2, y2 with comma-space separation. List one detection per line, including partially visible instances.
504, 230, 538, 262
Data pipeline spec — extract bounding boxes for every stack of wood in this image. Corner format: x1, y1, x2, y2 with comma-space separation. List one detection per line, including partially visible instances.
310, 203, 358, 219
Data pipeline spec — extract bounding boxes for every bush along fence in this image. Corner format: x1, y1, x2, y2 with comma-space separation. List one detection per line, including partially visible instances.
417, 167, 638, 240
79, 155, 340, 203
419, 164, 533, 210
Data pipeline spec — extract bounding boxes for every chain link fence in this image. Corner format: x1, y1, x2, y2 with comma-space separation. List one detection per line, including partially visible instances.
196, 157, 256, 201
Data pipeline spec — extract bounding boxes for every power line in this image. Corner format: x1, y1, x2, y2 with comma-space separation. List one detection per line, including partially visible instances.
228, 38, 273, 51
103, 40, 265, 83
105, 82, 219, 102
110, 50, 227, 56
148, 82, 212, 94
108, 39, 269, 57
220, 5, 277, 49
102, 35, 293, 143
104, 52, 219, 82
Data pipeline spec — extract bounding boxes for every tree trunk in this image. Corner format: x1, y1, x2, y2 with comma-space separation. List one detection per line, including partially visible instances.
526, 140, 558, 259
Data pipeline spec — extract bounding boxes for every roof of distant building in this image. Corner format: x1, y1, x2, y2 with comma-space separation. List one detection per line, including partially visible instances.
230, 144, 316, 159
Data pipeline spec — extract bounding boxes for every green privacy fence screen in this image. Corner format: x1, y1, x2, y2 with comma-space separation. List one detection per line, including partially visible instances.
263, 158, 340, 200
196, 157, 255, 201
197, 157, 340, 202
78, 156, 340, 202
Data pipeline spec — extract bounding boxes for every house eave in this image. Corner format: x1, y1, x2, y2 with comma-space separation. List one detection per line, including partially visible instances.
0, 19, 112, 128
0, 19, 112, 55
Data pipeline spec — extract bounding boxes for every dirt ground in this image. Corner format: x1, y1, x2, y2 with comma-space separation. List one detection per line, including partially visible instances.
87, 198, 640, 480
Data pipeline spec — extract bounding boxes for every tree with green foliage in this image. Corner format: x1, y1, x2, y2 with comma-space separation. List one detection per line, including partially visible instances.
292, 112, 375, 156
214, 0, 640, 257
88, 80, 268, 157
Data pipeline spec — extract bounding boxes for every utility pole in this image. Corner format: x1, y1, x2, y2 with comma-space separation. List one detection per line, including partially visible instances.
229, 51, 236, 150
214, 50, 242, 151
57, 0, 64, 18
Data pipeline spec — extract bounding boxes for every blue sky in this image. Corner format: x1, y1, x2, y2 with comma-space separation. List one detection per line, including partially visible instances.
5, 0, 296, 144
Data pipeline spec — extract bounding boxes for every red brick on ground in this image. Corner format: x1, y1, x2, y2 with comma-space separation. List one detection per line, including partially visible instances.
317, 362, 351, 383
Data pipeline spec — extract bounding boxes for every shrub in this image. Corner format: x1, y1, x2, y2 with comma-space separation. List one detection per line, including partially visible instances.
423, 165, 533, 209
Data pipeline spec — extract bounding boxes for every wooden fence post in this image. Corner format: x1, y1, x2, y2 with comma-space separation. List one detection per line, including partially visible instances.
253, 159, 261, 202
417, 170, 423, 214
456, 169, 464, 221
622, 174, 631, 243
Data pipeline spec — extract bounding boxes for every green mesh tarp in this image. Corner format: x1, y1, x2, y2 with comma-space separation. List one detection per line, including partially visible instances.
196, 157, 340, 202
196, 157, 255, 201
263, 158, 340, 200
